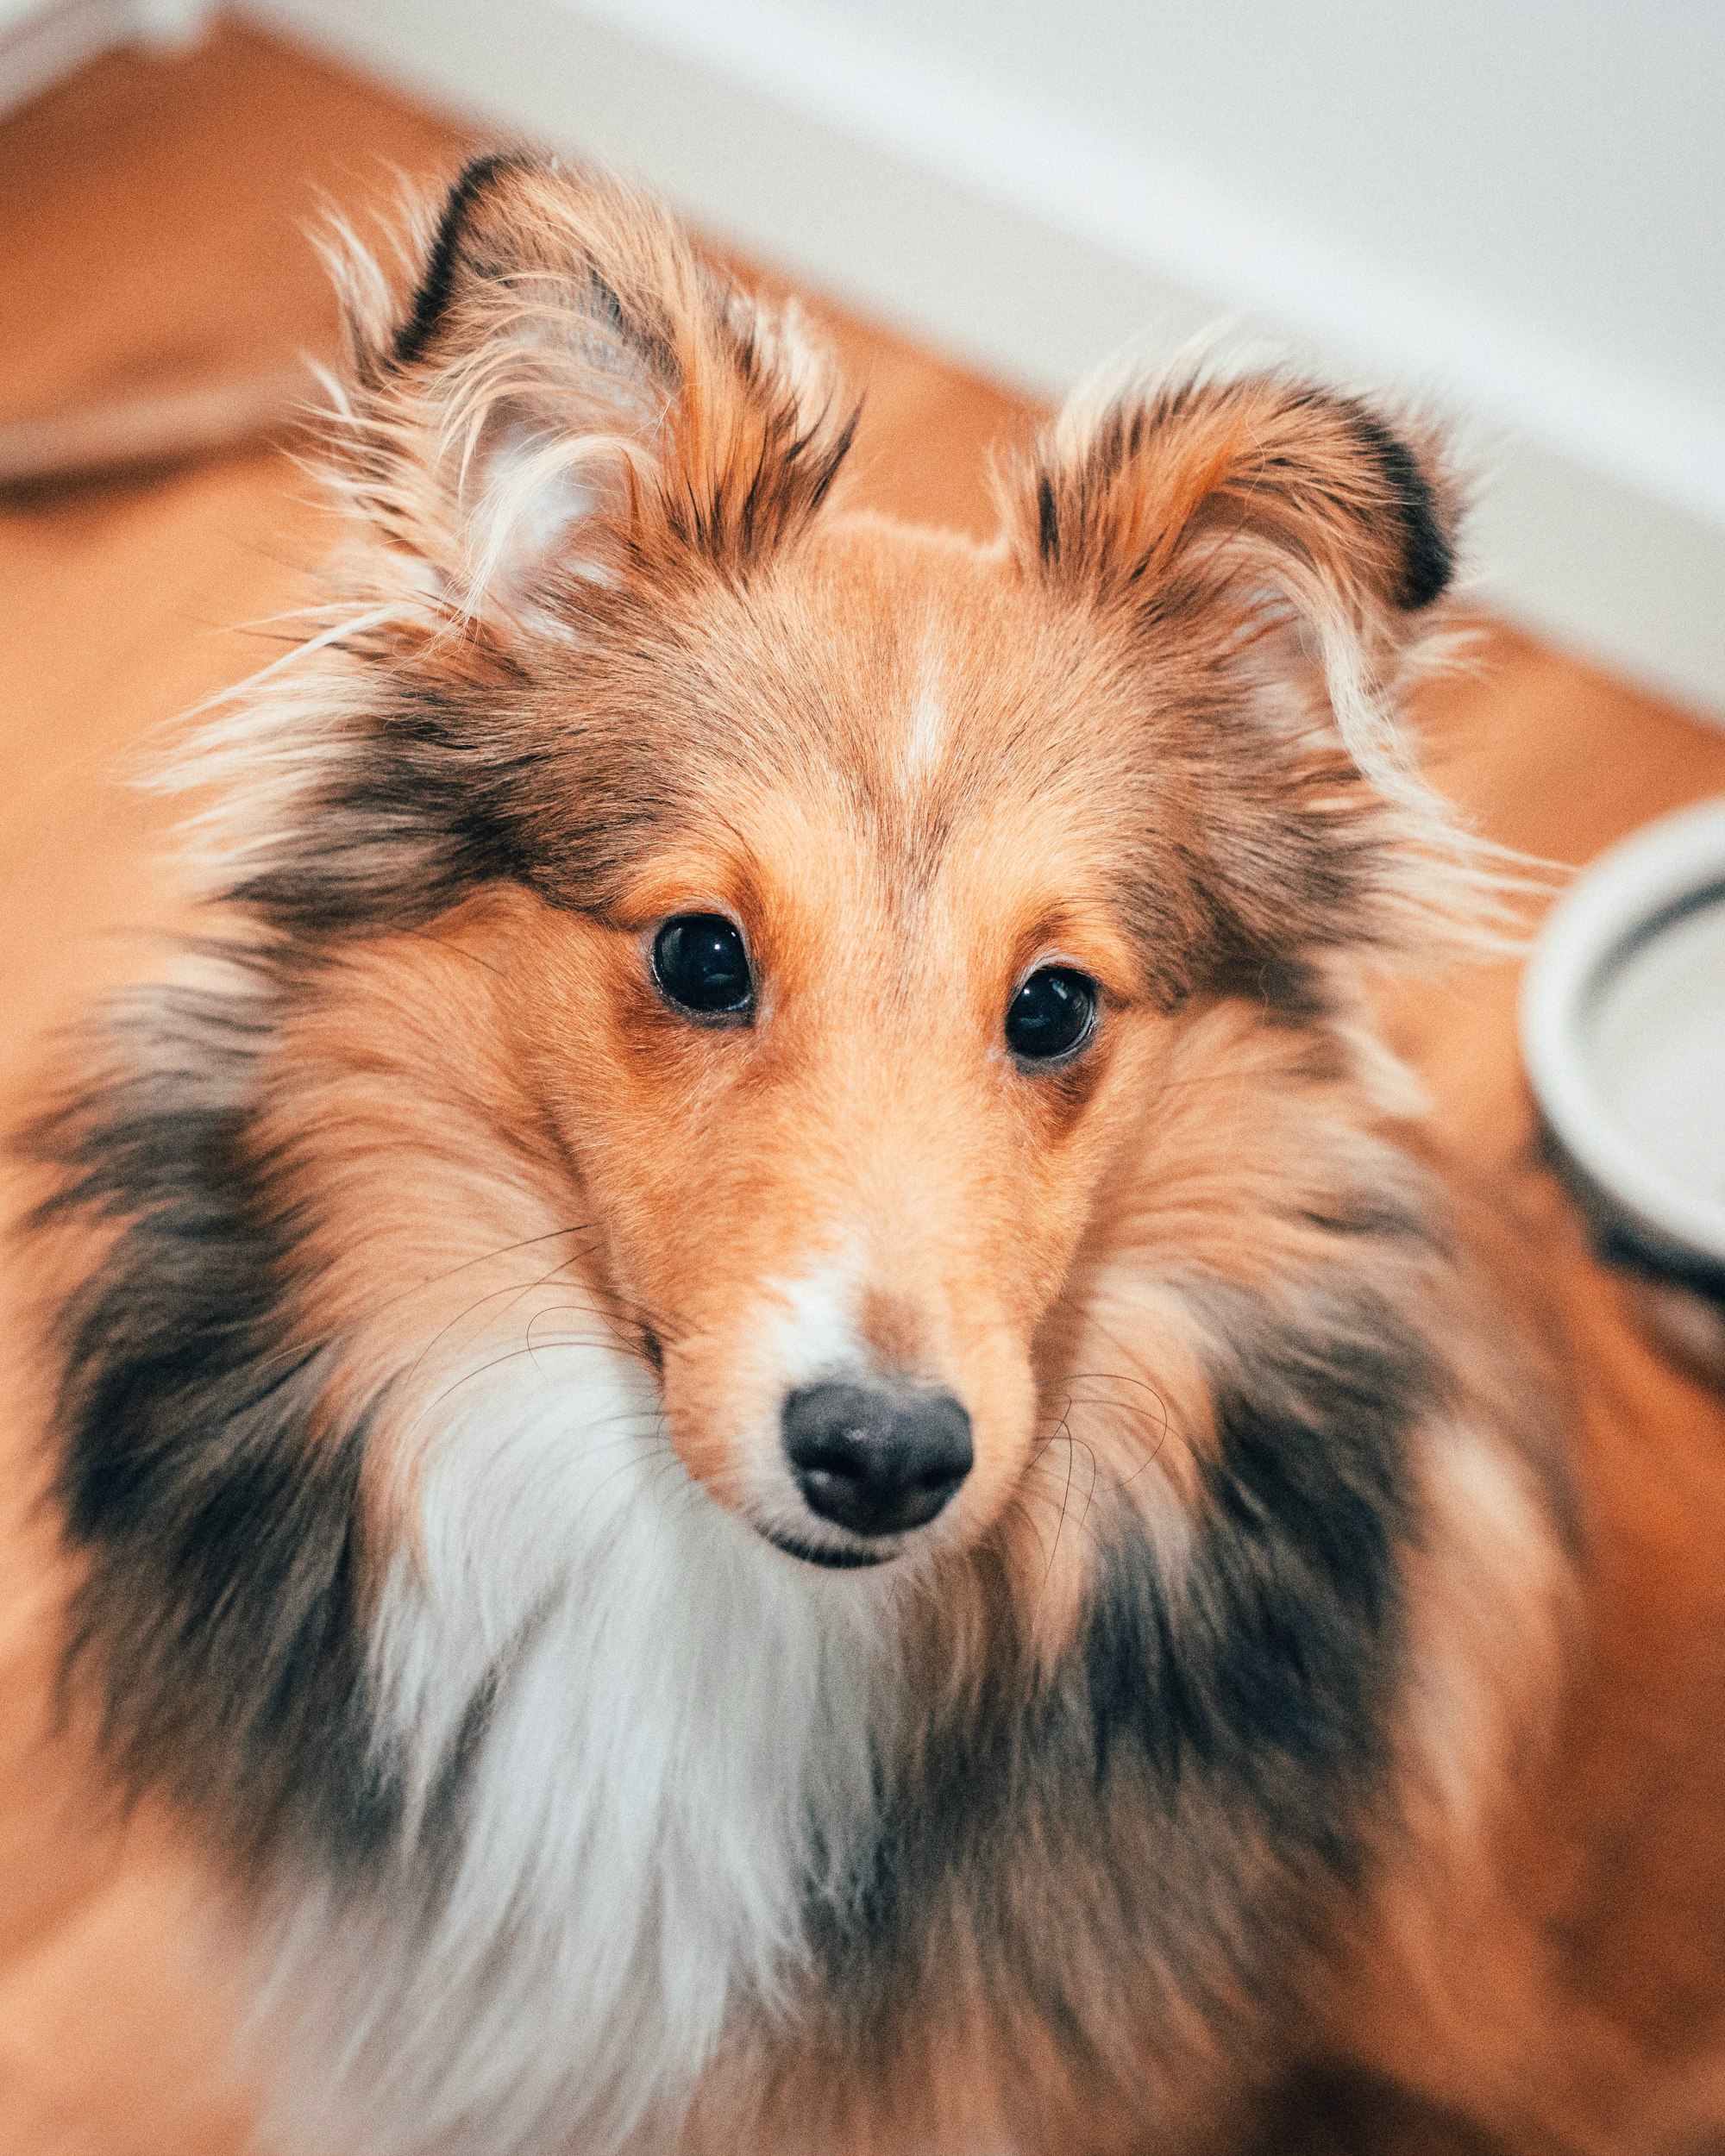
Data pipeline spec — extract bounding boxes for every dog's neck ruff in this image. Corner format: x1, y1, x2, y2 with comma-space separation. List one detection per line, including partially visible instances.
262, 1343, 896, 2156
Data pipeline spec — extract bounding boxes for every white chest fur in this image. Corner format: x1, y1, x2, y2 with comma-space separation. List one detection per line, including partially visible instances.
253, 1341, 891, 2156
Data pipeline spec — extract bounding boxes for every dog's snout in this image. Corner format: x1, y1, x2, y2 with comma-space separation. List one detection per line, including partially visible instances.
782, 1381, 973, 1538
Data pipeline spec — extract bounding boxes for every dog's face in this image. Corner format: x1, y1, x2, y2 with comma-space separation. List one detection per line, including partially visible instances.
477, 536, 1182, 1567
228, 156, 1461, 1580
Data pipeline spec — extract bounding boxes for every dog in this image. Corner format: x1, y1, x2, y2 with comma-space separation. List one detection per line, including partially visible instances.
18, 154, 1725, 2156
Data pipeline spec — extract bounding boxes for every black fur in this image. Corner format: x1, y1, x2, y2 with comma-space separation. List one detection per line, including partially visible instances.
392, 151, 530, 368
1340, 403, 1455, 611
806, 1272, 1429, 2122
224, 677, 546, 941
26, 987, 400, 1880
1083, 1281, 1419, 1827
1037, 471, 1060, 564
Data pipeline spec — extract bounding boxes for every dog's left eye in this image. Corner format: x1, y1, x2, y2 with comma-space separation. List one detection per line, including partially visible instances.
653, 913, 755, 1018
1006, 966, 1098, 1062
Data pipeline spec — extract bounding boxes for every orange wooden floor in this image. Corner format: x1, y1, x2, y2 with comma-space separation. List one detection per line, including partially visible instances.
1, 22, 1723, 2154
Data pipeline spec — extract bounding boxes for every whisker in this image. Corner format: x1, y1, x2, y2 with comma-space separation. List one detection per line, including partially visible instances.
566, 1278, 683, 1347
1044, 1412, 1076, 1595
367, 1223, 599, 1321
403, 1250, 599, 1388
398, 926, 511, 981
523, 1303, 641, 1376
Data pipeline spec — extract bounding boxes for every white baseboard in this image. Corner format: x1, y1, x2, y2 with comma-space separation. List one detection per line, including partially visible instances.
0, 0, 208, 113
0, 0, 134, 111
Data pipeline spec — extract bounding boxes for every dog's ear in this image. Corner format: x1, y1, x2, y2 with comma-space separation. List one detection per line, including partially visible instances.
334, 154, 856, 625
1009, 372, 1459, 791
1006, 373, 1496, 981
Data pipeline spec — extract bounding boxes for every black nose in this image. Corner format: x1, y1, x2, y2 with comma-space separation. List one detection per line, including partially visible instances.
782, 1381, 973, 1539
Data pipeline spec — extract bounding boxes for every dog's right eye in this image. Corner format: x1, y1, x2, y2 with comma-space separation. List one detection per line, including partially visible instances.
652, 914, 755, 1018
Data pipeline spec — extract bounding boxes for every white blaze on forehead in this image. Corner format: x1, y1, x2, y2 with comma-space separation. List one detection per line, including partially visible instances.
900, 648, 947, 783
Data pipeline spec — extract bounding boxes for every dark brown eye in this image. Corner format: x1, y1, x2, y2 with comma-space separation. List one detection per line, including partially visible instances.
653, 914, 754, 1018
1006, 967, 1097, 1062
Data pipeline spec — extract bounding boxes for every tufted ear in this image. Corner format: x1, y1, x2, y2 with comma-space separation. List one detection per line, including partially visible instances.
329, 153, 857, 627
1004, 371, 1506, 986
1009, 371, 1461, 793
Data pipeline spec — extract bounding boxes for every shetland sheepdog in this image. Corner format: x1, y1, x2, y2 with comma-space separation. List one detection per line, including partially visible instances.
20, 154, 1725, 2156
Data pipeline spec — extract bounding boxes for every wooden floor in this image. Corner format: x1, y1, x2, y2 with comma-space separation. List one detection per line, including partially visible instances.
1, 22, 1723, 2154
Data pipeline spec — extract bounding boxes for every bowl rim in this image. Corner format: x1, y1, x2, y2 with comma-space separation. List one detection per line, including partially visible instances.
1521, 794, 1725, 1273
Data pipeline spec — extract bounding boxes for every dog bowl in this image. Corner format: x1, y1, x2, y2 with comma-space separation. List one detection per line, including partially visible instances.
1521, 796, 1725, 1382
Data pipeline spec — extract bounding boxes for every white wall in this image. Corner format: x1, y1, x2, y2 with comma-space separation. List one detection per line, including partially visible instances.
0, 0, 206, 103
10, 0, 1724, 717
0, 0, 206, 109
809, 0, 1725, 511
248, 0, 1725, 721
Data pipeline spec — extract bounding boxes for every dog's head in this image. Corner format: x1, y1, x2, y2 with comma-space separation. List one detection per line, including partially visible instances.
202, 155, 1472, 1589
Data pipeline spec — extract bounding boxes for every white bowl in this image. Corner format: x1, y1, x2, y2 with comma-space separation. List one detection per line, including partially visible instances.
1521, 796, 1725, 1313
